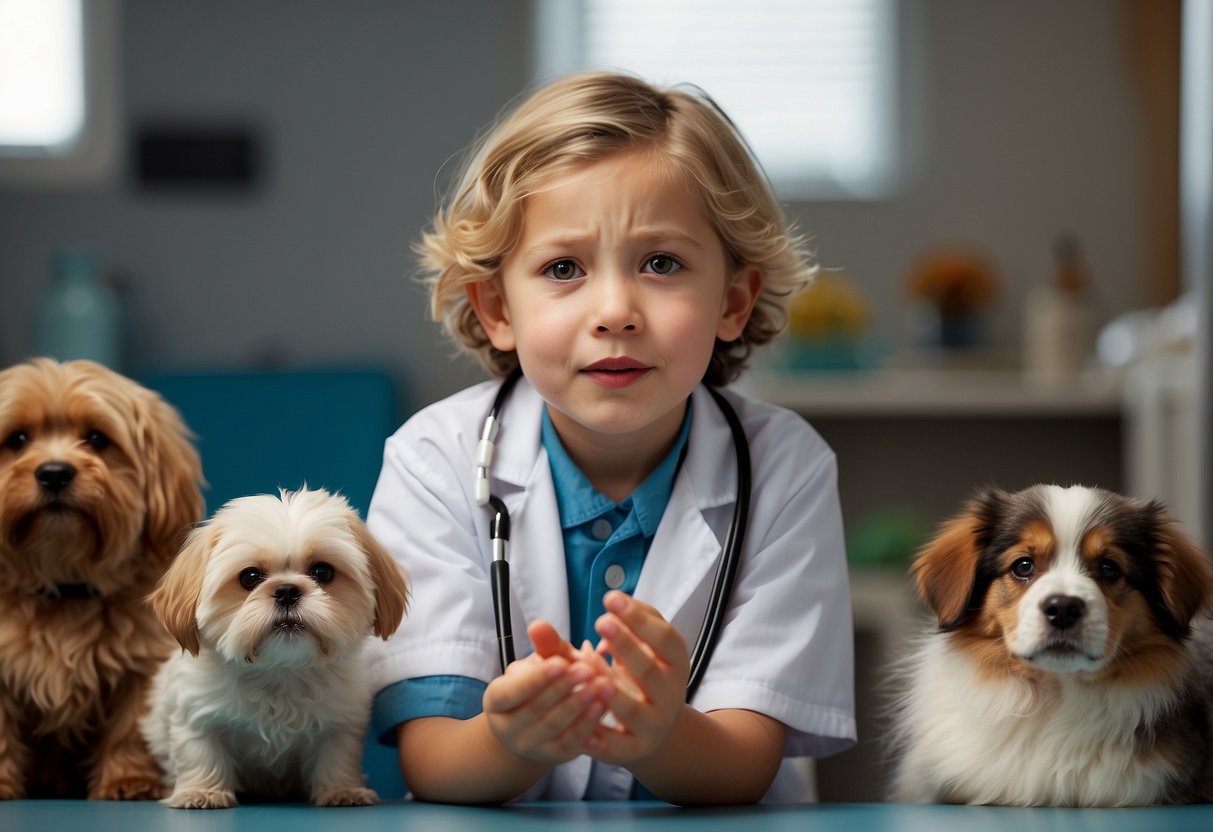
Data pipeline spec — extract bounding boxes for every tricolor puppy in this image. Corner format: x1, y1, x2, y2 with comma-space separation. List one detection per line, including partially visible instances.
142, 488, 408, 809
890, 484, 1213, 806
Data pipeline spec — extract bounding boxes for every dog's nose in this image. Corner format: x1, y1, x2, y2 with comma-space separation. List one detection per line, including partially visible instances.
35, 460, 76, 493
1041, 595, 1086, 630
273, 583, 302, 608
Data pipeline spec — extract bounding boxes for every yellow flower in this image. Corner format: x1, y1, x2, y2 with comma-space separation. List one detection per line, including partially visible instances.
787, 270, 870, 338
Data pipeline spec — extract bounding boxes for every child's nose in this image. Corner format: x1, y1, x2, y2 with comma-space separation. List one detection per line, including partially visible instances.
592, 273, 643, 334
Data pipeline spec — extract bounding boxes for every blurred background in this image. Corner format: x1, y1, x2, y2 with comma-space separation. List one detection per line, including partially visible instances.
1, 0, 1211, 802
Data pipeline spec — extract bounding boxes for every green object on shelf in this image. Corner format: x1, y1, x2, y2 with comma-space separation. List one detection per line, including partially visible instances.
848, 509, 932, 568
779, 333, 888, 372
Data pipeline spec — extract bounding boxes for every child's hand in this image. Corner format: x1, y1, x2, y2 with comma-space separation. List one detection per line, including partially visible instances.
531, 619, 615, 685
529, 620, 604, 667
585, 591, 690, 765
481, 620, 611, 765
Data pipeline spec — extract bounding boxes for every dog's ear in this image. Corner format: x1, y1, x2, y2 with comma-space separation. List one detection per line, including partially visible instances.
134, 383, 206, 564
1148, 505, 1213, 630
148, 524, 210, 655
351, 519, 409, 640
912, 489, 1004, 629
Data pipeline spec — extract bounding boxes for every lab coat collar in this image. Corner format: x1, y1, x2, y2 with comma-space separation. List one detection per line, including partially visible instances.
634, 384, 738, 624
681, 384, 740, 513
489, 380, 736, 507
488, 379, 571, 640
490, 378, 547, 490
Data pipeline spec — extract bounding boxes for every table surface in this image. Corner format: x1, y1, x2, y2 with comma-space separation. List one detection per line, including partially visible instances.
2, 800, 1211, 832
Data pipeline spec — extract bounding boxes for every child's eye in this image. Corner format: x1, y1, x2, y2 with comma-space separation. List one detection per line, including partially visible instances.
542, 259, 584, 281
643, 254, 683, 276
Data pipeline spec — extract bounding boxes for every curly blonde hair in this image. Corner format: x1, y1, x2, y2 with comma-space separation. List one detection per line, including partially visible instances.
416, 71, 815, 385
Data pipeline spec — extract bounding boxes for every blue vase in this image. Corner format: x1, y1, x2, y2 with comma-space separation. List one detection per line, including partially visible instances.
31, 248, 124, 371
938, 312, 983, 349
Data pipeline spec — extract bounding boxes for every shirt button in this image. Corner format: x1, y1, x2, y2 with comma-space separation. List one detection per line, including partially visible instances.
604, 564, 626, 589
591, 518, 613, 541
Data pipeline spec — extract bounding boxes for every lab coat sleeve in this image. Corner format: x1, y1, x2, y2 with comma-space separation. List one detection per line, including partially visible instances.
690, 405, 856, 759
363, 402, 502, 698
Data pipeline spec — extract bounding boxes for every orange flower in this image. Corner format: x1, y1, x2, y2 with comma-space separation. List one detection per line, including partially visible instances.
907, 250, 999, 316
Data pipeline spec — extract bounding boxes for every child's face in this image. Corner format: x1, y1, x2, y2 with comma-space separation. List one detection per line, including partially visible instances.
470, 149, 759, 452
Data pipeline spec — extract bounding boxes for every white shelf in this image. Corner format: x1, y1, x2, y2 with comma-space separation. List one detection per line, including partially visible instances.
739, 367, 1123, 418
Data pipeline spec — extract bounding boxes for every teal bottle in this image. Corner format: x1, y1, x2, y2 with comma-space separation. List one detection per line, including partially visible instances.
31, 248, 124, 371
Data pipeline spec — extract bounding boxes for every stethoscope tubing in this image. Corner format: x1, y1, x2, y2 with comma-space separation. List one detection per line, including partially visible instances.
488, 495, 516, 670
478, 371, 749, 701
686, 385, 749, 698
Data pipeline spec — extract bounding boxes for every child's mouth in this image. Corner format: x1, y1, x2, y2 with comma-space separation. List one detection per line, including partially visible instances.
582, 359, 651, 388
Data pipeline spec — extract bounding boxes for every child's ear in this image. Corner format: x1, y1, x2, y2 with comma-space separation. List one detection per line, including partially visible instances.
466, 277, 517, 352
716, 265, 762, 343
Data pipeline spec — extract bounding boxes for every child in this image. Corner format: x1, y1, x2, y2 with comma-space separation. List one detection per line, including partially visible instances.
367, 71, 855, 805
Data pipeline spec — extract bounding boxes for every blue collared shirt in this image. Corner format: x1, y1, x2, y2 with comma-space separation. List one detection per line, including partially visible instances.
542, 403, 692, 649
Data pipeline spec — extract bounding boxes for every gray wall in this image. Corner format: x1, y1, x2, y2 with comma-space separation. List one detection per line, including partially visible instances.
0, 0, 1160, 413
0, 0, 528, 410
796, 0, 1152, 355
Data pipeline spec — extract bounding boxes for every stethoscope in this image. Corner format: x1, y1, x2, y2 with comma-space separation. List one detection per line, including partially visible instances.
473, 370, 751, 700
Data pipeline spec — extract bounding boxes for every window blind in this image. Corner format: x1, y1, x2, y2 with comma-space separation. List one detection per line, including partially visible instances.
542, 0, 898, 199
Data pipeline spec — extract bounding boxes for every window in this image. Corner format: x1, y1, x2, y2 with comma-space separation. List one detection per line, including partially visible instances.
534, 0, 901, 200
0, 0, 120, 188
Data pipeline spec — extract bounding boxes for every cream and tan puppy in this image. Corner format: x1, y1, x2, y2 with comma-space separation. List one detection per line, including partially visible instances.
143, 488, 408, 809
0, 357, 203, 799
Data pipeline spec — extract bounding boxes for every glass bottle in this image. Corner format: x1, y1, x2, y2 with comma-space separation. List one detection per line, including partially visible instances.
1022, 233, 1096, 384
31, 247, 124, 371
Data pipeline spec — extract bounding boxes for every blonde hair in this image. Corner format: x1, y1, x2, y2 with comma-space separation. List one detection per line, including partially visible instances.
416, 71, 815, 385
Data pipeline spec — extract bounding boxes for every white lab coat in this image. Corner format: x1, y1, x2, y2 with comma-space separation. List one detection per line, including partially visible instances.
366, 378, 855, 801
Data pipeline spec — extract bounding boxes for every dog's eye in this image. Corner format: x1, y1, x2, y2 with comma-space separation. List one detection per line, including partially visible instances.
238, 568, 265, 590
3, 430, 28, 452
1098, 559, 1121, 582
85, 430, 110, 451
308, 562, 335, 585
1011, 557, 1035, 580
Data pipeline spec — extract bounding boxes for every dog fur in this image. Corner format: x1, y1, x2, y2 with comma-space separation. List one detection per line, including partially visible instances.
889, 485, 1213, 806
0, 358, 203, 799
142, 488, 408, 808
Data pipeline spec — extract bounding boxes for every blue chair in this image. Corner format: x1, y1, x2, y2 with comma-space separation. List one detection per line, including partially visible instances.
141, 367, 399, 516
142, 366, 407, 798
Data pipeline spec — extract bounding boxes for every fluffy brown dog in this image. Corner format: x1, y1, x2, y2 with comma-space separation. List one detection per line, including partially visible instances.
0, 358, 204, 799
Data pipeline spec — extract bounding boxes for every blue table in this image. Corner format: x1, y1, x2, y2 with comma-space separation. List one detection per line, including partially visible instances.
1, 801, 1210, 831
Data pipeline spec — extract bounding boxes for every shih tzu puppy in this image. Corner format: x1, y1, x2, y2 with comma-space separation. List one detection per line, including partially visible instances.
142, 487, 409, 809
0, 357, 204, 799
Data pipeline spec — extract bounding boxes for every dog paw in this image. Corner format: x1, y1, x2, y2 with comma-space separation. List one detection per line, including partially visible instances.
164, 788, 238, 809
0, 781, 26, 801
90, 776, 169, 801
314, 786, 379, 807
